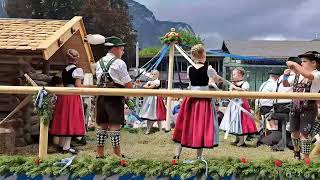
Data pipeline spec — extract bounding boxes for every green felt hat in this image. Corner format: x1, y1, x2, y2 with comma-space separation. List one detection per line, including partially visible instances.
104, 36, 126, 47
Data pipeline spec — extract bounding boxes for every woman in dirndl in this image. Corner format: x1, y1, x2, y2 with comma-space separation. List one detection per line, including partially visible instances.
49, 49, 86, 154
220, 68, 257, 147
138, 70, 166, 134
172, 44, 219, 160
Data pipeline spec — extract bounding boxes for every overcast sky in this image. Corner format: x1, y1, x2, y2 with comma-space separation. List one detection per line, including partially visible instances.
134, 0, 320, 48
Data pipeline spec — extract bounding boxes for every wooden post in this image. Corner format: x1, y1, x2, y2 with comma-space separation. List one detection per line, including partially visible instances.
38, 123, 48, 159
165, 43, 175, 131
24, 74, 48, 159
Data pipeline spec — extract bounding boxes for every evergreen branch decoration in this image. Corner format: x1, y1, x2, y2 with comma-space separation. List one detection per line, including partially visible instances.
33, 94, 54, 126
1, 156, 320, 179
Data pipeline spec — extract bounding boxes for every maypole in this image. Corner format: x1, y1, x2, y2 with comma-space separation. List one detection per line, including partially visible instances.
165, 42, 175, 131
161, 28, 181, 131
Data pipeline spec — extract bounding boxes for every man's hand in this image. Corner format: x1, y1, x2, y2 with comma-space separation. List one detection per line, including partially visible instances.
286, 61, 298, 70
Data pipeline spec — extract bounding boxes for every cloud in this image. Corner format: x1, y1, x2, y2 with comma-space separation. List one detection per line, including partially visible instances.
134, 0, 320, 48
250, 35, 288, 41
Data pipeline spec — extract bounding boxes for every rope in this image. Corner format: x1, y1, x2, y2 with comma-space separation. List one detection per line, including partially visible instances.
53, 155, 76, 174
175, 44, 203, 69
134, 46, 165, 80
134, 45, 168, 80
182, 157, 208, 177
150, 45, 169, 70
201, 158, 209, 177
140, 46, 164, 69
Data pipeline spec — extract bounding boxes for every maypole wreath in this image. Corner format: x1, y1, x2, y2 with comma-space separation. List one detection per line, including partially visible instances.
160, 28, 182, 45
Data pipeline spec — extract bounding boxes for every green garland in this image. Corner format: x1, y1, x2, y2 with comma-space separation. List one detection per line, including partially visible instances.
33, 94, 54, 126
0, 156, 319, 179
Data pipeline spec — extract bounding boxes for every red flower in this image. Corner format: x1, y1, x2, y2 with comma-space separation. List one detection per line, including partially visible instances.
34, 158, 41, 166
120, 160, 126, 167
171, 159, 177, 165
240, 157, 247, 164
304, 158, 311, 166
274, 160, 282, 167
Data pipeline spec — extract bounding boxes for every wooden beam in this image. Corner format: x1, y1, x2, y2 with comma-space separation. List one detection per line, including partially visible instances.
0, 96, 32, 125
0, 86, 318, 100
38, 16, 83, 60
0, 74, 38, 125
78, 18, 95, 74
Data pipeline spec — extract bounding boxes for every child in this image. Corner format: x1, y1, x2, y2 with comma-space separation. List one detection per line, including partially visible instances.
283, 51, 320, 160
172, 44, 219, 160
138, 70, 167, 134
220, 67, 257, 147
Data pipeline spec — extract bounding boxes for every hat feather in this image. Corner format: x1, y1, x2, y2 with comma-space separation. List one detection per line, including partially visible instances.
86, 34, 106, 45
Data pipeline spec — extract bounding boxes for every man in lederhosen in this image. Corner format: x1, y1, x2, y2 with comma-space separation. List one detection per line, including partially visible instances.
95, 36, 133, 158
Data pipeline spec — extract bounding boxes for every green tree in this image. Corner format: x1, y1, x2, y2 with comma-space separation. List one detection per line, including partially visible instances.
139, 46, 162, 58
178, 31, 203, 48
5, 0, 83, 19
80, 0, 137, 65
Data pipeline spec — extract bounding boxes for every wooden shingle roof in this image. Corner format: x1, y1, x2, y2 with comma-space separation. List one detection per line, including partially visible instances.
0, 19, 66, 51
0, 16, 94, 73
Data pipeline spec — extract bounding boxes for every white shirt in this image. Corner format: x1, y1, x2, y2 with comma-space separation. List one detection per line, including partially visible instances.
256, 78, 277, 107
273, 75, 294, 104
230, 81, 250, 91
96, 53, 131, 86
65, 64, 84, 80
147, 79, 160, 87
288, 70, 320, 93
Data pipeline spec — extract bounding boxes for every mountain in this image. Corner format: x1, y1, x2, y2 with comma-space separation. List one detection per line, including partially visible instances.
0, 0, 7, 17
127, 0, 194, 48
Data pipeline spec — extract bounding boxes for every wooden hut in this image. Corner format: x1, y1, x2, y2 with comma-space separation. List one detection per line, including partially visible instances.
0, 16, 94, 149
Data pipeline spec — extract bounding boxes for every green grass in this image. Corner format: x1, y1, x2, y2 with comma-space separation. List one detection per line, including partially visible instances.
13, 129, 296, 161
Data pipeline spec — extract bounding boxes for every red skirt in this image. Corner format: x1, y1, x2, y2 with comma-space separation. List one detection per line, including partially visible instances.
173, 97, 218, 149
50, 95, 85, 136
156, 96, 166, 121
240, 98, 257, 134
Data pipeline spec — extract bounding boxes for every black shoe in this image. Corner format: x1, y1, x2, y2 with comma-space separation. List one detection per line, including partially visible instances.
256, 141, 263, 147
294, 151, 301, 160
173, 155, 180, 159
271, 146, 284, 151
231, 140, 239, 146
73, 137, 87, 146
237, 143, 247, 147
56, 146, 63, 152
62, 148, 78, 154
96, 156, 106, 159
